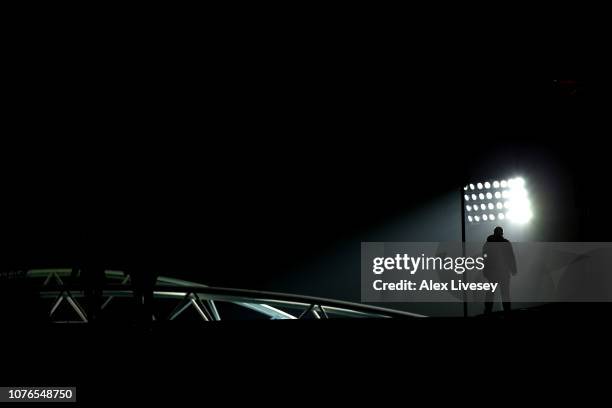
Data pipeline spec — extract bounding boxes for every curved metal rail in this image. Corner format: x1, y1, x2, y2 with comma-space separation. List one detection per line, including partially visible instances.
16, 269, 426, 322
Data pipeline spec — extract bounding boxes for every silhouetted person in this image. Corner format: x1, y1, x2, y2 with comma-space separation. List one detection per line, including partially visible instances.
482, 226, 517, 315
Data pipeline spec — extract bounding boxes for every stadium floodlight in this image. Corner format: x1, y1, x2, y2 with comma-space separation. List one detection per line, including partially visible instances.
462, 176, 532, 225
460, 176, 532, 317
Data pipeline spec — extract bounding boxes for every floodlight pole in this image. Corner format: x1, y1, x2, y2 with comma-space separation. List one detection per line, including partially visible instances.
460, 187, 468, 317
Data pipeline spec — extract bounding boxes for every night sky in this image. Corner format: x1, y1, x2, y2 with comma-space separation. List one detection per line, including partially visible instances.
1, 12, 601, 401
2, 77, 604, 300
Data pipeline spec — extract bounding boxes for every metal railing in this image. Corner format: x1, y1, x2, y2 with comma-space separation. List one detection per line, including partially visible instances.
15, 269, 426, 322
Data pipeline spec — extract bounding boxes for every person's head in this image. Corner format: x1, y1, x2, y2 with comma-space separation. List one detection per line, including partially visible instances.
493, 226, 504, 237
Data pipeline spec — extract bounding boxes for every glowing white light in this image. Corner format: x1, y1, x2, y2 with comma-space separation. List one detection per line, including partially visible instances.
467, 176, 531, 225
507, 199, 532, 224
509, 187, 527, 199
506, 177, 532, 224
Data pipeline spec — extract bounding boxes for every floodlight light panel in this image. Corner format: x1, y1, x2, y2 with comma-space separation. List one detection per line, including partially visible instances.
465, 176, 532, 225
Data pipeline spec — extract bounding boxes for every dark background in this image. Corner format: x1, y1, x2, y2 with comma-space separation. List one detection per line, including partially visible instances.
0, 9, 609, 403
1, 7, 602, 279
2, 76, 604, 286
